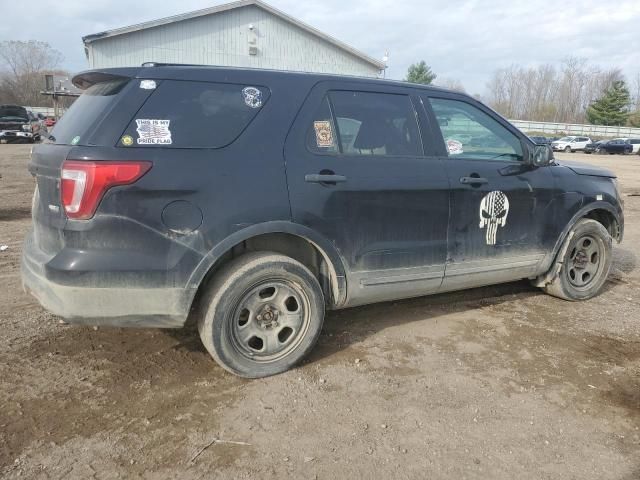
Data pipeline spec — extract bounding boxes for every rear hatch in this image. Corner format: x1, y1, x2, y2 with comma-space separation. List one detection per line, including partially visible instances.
28, 73, 135, 256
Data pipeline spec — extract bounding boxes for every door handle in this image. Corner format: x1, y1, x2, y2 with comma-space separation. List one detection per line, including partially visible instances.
305, 174, 347, 184
460, 176, 489, 185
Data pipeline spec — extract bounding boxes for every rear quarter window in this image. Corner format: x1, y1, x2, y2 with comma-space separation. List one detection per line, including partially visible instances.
120, 80, 270, 149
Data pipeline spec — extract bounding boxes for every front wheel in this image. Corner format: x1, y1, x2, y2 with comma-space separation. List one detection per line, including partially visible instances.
564, 146, 572, 153
197, 252, 325, 378
542, 219, 612, 301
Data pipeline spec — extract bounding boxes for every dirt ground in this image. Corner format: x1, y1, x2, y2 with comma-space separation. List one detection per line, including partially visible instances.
1, 143, 639, 479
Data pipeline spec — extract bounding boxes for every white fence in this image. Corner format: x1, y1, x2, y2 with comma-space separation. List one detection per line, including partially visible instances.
510, 119, 640, 138
25, 106, 63, 117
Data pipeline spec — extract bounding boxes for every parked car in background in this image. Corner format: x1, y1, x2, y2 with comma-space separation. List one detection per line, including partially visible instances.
597, 138, 633, 155
551, 136, 591, 152
44, 117, 56, 128
22, 64, 624, 378
628, 138, 640, 154
0, 105, 44, 143
585, 140, 607, 154
529, 136, 551, 144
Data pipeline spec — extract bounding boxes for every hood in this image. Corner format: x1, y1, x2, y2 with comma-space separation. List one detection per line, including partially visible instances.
560, 160, 616, 178
0, 105, 28, 121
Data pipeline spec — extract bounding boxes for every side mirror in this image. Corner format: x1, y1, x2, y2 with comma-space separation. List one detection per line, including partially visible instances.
532, 144, 554, 167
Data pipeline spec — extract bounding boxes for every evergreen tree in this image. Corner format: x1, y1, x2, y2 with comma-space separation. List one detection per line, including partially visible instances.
586, 80, 630, 126
405, 61, 437, 85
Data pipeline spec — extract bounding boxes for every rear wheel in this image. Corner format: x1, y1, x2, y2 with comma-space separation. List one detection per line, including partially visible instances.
542, 219, 612, 301
197, 252, 325, 378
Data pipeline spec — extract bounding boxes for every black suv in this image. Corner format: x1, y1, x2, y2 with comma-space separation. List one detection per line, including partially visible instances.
22, 65, 624, 378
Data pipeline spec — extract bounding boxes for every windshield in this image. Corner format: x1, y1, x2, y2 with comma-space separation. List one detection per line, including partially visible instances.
0, 106, 28, 120
558, 136, 575, 142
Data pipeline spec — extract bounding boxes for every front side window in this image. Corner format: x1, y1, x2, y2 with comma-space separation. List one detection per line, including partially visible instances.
428, 98, 523, 162
306, 91, 423, 157
121, 80, 269, 148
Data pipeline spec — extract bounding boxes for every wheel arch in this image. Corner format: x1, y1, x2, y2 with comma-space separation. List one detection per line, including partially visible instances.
186, 221, 348, 312
556, 202, 622, 252
534, 202, 621, 288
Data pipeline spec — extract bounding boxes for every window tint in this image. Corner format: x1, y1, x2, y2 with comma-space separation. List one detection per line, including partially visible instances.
318, 91, 422, 157
50, 78, 129, 145
428, 98, 523, 161
122, 80, 269, 148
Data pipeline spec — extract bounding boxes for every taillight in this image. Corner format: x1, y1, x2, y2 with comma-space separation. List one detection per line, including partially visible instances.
60, 161, 151, 220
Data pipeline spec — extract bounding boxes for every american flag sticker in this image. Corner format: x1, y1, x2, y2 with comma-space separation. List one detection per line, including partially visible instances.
136, 119, 172, 145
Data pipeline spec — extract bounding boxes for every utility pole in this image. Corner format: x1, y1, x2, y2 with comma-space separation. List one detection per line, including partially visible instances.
382, 51, 389, 79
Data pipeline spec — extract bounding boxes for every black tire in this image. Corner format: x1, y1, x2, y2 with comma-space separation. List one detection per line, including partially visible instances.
197, 252, 325, 378
543, 219, 612, 301
564, 146, 571, 153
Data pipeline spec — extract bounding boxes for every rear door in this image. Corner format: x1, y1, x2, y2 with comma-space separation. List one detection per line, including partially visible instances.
607, 140, 623, 153
576, 137, 590, 150
285, 82, 450, 306
422, 94, 555, 291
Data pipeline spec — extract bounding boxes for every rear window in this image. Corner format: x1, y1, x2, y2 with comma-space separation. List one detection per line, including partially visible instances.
119, 80, 270, 149
49, 78, 129, 145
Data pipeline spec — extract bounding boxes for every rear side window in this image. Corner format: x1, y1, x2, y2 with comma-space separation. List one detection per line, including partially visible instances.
306, 91, 423, 157
307, 96, 339, 154
50, 78, 129, 145
121, 80, 270, 149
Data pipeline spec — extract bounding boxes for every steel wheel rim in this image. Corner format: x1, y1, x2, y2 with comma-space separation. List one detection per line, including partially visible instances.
566, 234, 604, 290
228, 279, 311, 363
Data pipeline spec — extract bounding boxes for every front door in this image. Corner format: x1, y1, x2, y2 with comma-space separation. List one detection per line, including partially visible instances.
285, 82, 450, 306
423, 95, 555, 291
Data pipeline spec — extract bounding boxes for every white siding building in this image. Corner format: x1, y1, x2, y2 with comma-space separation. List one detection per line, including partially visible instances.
82, 0, 384, 77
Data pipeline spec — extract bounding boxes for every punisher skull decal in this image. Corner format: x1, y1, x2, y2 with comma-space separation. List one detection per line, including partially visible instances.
479, 191, 510, 246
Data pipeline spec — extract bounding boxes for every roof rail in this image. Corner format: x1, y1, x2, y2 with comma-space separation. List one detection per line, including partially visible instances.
141, 62, 207, 68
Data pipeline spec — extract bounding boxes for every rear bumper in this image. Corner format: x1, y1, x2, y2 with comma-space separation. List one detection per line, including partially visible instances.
21, 231, 195, 328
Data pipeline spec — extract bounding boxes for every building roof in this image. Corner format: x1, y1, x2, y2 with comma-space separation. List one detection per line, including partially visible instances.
82, 0, 385, 70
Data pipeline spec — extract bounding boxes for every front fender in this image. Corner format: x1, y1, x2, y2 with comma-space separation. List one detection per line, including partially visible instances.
186, 221, 348, 306
543, 200, 623, 273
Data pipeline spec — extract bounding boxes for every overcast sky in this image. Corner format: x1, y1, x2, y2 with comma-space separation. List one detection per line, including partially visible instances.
2, 0, 639, 95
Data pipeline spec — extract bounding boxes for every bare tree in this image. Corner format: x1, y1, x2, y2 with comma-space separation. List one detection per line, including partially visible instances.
632, 72, 640, 110
0, 40, 63, 106
486, 58, 626, 124
435, 77, 466, 93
